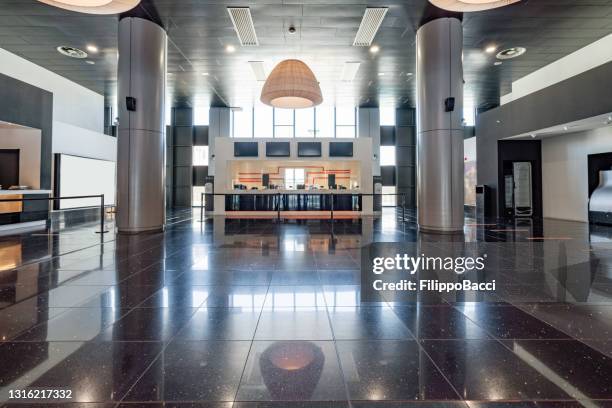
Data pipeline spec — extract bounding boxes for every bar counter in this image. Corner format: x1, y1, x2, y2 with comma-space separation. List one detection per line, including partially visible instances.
224, 189, 362, 211
0, 190, 51, 228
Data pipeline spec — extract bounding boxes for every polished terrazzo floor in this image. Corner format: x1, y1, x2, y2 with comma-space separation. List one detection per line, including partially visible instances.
1, 208, 612, 407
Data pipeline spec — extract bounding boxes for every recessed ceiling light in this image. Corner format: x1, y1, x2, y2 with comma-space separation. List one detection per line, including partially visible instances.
56, 45, 88, 59
563, 126, 568, 131
369, 45, 380, 54
494, 61, 503, 66
406, 72, 413, 76
86, 44, 98, 53
485, 45, 497, 54
530, 134, 536, 138
85, 60, 95, 65
226, 45, 236, 53
496, 47, 526, 60
202, 72, 209, 76
378, 72, 385, 76
37, 0, 141, 15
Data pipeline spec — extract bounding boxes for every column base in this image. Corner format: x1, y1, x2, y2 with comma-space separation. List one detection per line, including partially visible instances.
118, 225, 165, 234
418, 224, 464, 234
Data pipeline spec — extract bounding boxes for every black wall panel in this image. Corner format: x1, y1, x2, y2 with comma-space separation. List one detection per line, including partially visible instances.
395, 109, 416, 208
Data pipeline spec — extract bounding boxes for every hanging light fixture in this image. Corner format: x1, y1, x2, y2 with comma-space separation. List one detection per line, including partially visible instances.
37, 0, 140, 14
428, 0, 520, 12
261, 59, 323, 109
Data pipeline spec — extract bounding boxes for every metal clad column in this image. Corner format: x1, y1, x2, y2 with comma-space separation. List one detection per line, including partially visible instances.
117, 17, 167, 233
416, 17, 464, 233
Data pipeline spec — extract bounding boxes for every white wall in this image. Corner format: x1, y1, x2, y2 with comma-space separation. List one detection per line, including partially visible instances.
0, 47, 116, 162
0, 127, 41, 188
542, 126, 612, 222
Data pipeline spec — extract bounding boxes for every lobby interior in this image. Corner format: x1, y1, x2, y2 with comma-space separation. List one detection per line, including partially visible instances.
2, 0, 612, 407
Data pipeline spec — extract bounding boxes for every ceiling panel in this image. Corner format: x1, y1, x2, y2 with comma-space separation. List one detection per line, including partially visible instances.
0, 0, 611, 112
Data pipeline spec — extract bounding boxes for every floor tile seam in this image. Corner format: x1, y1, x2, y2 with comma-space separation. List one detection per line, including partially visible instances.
8, 234, 119, 276
320, 279, 363, 408
0, 284, 115, 315
444, 305, 593, 398
116, 304, 203, 403
382, 307, 466, 401
231, 282, 271, 403
6, 306, 135, 342
505, 301, 612, 357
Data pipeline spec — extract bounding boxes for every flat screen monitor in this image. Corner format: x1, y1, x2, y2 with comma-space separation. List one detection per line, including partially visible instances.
234, 142, 259, 157
329, 142, 353, 157
266, 142, 290, 157
298, 142, 321, 157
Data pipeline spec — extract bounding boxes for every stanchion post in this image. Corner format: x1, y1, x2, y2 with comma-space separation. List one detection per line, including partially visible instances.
277, 192, 281, 223
101, 194, 104, 232
200, 192, 204, 223
330, 193, 334, 222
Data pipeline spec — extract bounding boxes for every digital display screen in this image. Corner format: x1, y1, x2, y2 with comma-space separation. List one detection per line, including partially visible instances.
266, 142, 290, 157
297, 142, 321, 157
234, 142, 259, 157
329, 142, 353, 157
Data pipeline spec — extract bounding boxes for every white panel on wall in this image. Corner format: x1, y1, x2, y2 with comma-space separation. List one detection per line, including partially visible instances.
58, 154, 116, 209
542, 127, 612, 222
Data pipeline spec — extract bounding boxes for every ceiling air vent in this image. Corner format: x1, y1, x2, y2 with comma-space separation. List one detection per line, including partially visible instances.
353, 7, 388, 47
228, 7, 259, 46
56, 46, 88, 59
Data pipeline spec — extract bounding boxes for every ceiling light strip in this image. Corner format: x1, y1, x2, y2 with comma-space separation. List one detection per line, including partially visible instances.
353, 7, 388, 47
340, 62, 361, 81
227, 7, 259, 46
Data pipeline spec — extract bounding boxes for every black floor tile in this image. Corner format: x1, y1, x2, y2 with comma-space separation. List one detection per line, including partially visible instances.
501, 340, 612, 399
96, 307, 197, 341
174, 307, 261, 340
235, 341, 347, 401
0, 341, 162, 402
122, 340, 250, 401
255, 309, 333, 341
422, 340, 571, 400
391, 306, 490, 340
458, 305, 571, 339
328, 307, 413, 340
335, 340, 460, 401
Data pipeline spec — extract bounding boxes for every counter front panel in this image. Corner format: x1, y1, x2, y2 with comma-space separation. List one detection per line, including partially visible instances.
225, 193, 362, 212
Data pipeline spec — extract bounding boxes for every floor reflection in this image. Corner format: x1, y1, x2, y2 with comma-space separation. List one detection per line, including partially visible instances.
0, 208, 612, 405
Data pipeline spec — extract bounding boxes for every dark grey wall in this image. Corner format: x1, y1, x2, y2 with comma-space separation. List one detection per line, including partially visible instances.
168, 108, 209, 208
395, 109, 416, 208
171, 108, 194, 208
0, 73, 53, 190
476, 59, 612, 217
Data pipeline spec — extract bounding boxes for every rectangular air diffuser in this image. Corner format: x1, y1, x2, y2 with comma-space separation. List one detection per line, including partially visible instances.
353, 7, 388, 47
228, 7, 259, 46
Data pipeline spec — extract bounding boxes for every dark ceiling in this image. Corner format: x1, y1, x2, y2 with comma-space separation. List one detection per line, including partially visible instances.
1, 0, 612, 112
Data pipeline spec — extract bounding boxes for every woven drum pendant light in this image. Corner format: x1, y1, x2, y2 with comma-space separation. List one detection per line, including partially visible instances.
37, 0, 140, 14
428, 0, 520, 12
261, 59, 323, 109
